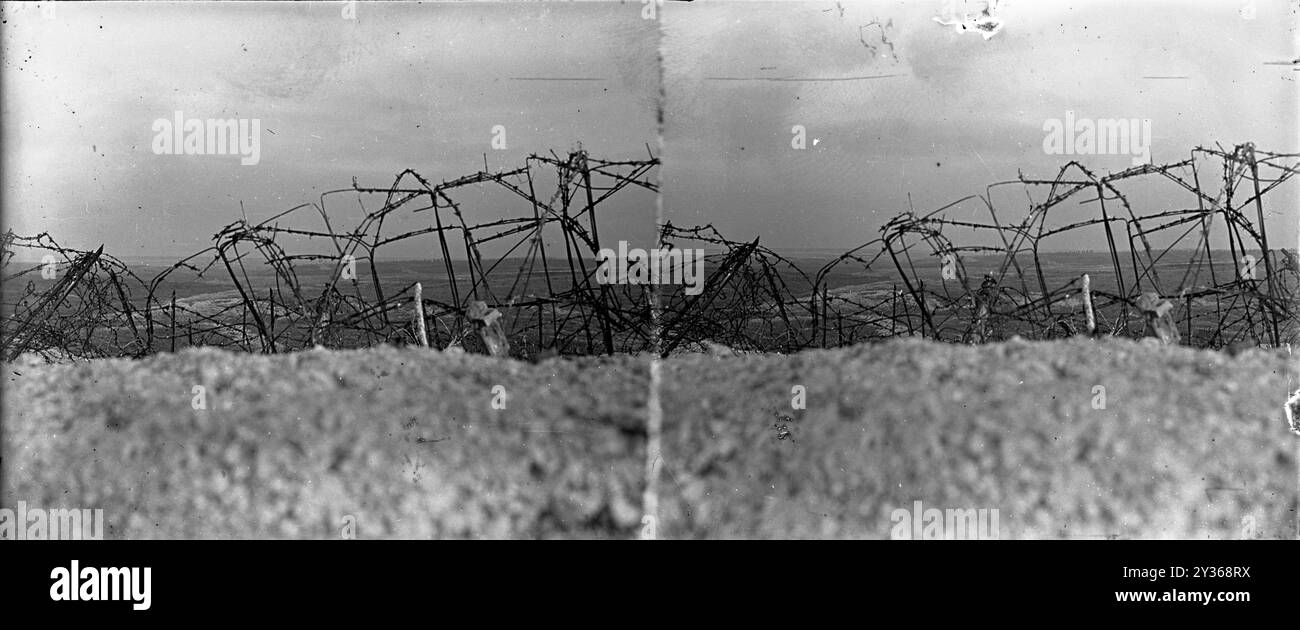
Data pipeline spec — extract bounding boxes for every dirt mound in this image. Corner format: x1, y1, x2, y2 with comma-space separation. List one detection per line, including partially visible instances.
3, 338, 1295, 538
658, 338, 1297, 539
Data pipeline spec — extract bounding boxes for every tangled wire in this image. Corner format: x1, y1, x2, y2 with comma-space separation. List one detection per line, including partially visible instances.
3, 144, 1296, 362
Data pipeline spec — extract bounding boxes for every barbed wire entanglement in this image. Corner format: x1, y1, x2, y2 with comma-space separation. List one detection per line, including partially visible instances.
2, 148, 660, 361
656, 143, 1298, 354
2, 143, 1296, 362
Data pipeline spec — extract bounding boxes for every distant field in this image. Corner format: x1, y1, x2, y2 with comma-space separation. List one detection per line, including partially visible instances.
7, 250, 1275, 308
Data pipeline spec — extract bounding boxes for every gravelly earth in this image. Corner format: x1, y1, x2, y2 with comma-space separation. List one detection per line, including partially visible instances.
3, 337, 1297, 539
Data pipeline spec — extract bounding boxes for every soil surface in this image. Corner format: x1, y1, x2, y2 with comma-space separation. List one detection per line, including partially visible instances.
4, 337, 1296, 538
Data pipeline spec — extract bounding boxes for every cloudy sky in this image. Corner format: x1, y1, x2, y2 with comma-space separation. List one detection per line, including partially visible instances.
2, 1, 659, 259
3, 0, 1296, 261
662, 0, 1297, 253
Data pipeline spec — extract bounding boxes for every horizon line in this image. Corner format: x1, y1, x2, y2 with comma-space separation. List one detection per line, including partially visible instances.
57, 246, 1297, 264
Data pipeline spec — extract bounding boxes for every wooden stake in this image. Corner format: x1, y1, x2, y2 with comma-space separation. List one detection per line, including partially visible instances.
170, 291, 176, 352
268, 288, 275, 352
413, 283, 429, 347
1082, 274, 1096, 335
891, 284, 897, 336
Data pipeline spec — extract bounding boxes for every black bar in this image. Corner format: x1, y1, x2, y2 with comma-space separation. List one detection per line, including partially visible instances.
1, 540, 1290, 621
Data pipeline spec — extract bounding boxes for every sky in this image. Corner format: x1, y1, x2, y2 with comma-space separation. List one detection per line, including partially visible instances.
1, 1, 660, 259
2, 0, 1296, 262
661, 0, 1298, 253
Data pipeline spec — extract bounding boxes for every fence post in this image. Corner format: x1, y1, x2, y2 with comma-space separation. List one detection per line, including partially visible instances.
413, 282, 429, 347
1246, 146, 1280, 345
1082, 274, 1095, 335
267, 288, 275, 351
821, 287, 829, 347
170, 291, 177, 352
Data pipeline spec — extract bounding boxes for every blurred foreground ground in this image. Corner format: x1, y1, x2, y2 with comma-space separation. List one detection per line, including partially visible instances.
3, 338, 1296, 538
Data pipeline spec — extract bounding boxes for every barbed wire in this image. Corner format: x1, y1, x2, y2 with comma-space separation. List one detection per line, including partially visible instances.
2, 143, 1296, 362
